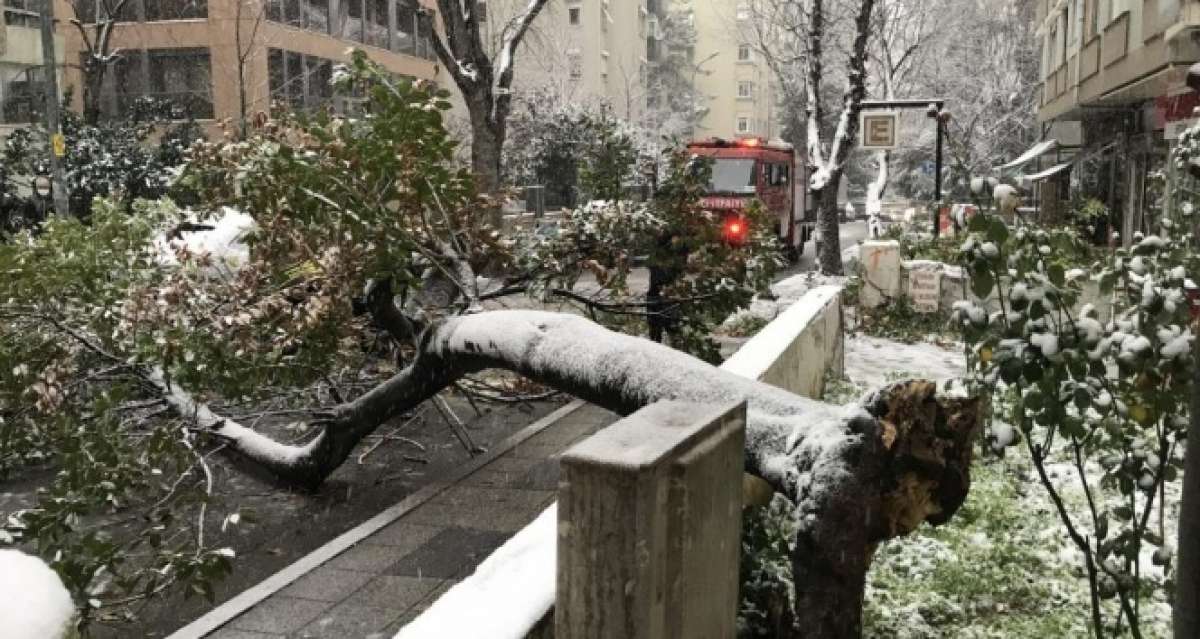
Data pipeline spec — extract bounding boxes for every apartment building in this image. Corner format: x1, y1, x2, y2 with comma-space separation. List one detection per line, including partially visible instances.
0, 2, 66, 132
689, 0, 778, 141
57, 0, 441, 126
1036, 0, 1200, 240
478, 0, 665, 123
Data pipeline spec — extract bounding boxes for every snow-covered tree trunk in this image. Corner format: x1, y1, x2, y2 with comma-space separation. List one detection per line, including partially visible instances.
1175, 330, 1200, 636
808, 0, 877, 276
865, 150, 889, 217
153, 310, 979, 636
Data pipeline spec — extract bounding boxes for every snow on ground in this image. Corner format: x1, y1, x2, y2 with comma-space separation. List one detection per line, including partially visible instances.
0, 549, 75, 639
844, 335, 965, 389
395, 505, 557, 639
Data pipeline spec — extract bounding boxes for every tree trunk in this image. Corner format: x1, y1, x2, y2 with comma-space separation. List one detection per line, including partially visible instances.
866, 150, 890, 216
82, 66, 105, 125
151, 310, 979, 637
1174, 325, 1200, 637
469, 102, 504, 197
816, 178, 844, 275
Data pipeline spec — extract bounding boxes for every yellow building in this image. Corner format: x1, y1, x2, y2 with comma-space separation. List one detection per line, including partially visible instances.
0, 3, 66, 134
689, 0, 778, 141
57, 0, 442, 127
480, 0, 664, 122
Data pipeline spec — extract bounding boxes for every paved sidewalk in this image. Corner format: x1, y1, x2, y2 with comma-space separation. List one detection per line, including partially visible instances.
171, 401, 615, 639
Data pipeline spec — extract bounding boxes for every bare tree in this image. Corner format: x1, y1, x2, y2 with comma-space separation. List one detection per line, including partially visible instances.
66, 0, 134, 125
233, 0, 269, 138
863, 0, 936, 217
420, 0, 550, 195
747, 0, 878, 275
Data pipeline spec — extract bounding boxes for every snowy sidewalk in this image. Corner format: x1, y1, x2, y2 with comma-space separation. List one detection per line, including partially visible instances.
172, 402, 616, 639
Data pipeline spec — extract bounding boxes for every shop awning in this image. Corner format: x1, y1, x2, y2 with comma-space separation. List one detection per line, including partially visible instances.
999, 139, 1059, 170
1023, 162, 1072, 182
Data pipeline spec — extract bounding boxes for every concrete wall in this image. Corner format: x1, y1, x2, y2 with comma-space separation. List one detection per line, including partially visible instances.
721, 284, 845, 400
859, 240, 1115, 319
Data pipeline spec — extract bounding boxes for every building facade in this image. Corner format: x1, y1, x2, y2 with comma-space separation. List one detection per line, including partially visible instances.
57, 0, 442, 127
689, 0, 778, 141
1036, 0, 1200, 241
0, 2, 66, 133
478, 0, 666, 124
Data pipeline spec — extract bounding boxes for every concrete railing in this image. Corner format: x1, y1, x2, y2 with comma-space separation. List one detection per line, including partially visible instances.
721, 285, 844, 400
557, 401, 746, 638
396, 286, 847, 638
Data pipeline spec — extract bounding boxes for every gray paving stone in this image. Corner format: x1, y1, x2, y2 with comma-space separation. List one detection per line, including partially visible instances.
292, 602, 404, 639
386, 527, 509, 578
348, 574, 445, 610
402, 486, 554, 531
206, 628, 283, 639
228, 596, 331, 634
324, 542, 407, 573
278, 566, 375, 602
365, 521, 440, 551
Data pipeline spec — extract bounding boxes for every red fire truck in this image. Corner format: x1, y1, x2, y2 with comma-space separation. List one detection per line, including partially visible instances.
686, 137, 812, 259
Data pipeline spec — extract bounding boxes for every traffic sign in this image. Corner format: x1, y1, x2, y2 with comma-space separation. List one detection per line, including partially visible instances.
861, 112, 898, 150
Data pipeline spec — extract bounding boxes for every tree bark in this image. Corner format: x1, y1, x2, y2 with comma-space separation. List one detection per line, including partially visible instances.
1174, 323, 1200, 637
816, 178, 844, 274
152, 310, 979, 637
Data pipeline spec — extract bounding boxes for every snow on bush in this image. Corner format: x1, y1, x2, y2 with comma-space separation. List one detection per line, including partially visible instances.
0, 550, 75, 639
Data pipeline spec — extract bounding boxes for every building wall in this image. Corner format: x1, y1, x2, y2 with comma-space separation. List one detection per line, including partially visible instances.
479, 0, 658, 122
690, 0, 777, 141
56, 0, 441, 128
0, 5, 66, 133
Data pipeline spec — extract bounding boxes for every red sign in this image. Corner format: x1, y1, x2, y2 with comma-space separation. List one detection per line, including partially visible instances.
1155, 92, 1200, 127
702, 197, 750, 210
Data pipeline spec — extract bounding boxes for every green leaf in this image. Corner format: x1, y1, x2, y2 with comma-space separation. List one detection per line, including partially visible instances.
972, 269, 995, 298
985, 217, 1009, 245
1048, 263, 1065, 287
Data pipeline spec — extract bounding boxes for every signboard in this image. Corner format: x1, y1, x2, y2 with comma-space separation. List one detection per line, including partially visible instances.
52, 134, 66, 158
1166, 118, 1200, 141
861, 112, 898, 150
908, 268, 941, 314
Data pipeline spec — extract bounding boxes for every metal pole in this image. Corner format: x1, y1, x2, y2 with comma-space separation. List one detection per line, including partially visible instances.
39, 0, 69, 217
933, 117, 943, 237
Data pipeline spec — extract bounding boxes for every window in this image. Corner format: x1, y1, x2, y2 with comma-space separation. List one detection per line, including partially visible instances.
268, 48, 340, 112
4, 0, 38, 27
366, 0, 389, 47
709, 158, 756, 194
0, 67, 45, 124
69, 0, 138, 24
737, 45, 752, 62
736, 2, 749, 20
146, 48, 214, 118
569, 7, 581, 25
568, 54, 582, 79
343, 0, 364, 42
738, 81, 754, 99
476, 0, 486, 22
736, 116, 752, 134
145, 0, 207, 21
395, 0, 418, 54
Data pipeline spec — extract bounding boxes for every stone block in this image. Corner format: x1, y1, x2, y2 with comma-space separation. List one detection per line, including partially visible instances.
556, 401, 745, 639
860, 240, 902, 308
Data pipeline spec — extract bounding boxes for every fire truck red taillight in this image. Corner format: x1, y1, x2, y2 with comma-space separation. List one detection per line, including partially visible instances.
723, 217, 749, 244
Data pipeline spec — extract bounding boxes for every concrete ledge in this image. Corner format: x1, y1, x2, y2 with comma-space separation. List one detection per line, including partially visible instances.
166, 400, 587, 639
721, 285, 844, 399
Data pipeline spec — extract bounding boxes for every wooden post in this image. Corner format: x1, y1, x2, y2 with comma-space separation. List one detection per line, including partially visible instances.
556, 401, 746, 639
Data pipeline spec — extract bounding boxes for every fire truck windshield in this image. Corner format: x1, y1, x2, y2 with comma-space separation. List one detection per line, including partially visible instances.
708, 159, 757, 194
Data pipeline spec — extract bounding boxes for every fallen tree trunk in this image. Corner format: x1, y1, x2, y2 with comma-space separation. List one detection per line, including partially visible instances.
151, 310, 978, 637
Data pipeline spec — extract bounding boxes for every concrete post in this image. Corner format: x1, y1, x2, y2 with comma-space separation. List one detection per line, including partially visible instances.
859, 240, 902, 309
556, 401, 746, 639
